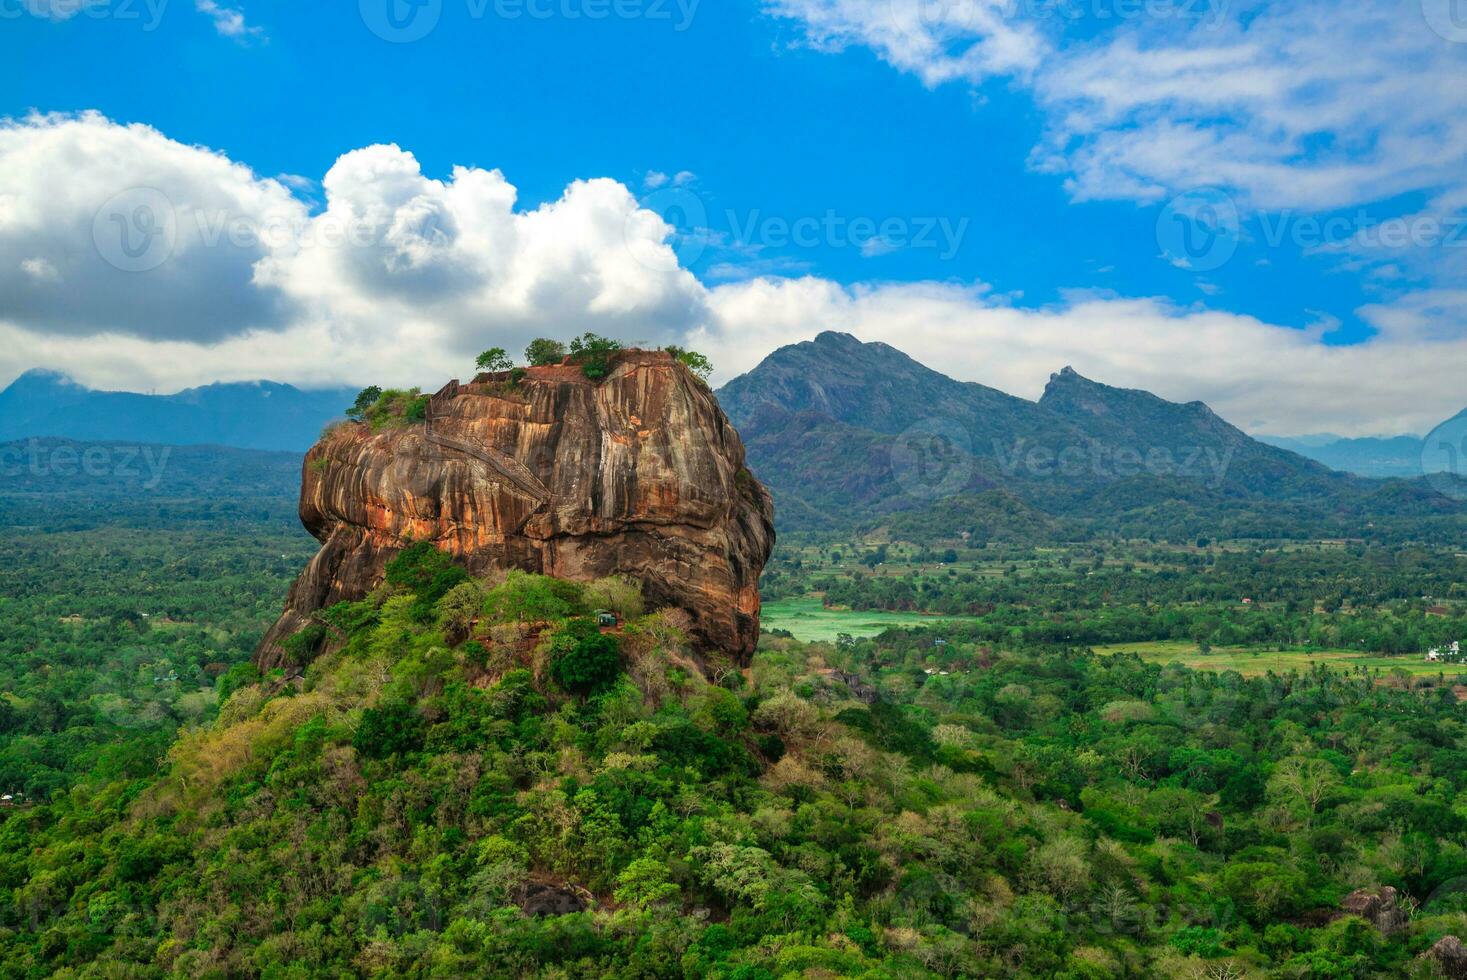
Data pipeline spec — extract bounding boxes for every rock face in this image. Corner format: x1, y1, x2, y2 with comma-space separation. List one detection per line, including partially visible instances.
1340, 886, 1408, 935
256, 350, 775, 669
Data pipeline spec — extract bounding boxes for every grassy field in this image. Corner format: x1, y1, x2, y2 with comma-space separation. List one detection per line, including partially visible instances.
761, 597, 982, 642
1091, 640, 1462, 679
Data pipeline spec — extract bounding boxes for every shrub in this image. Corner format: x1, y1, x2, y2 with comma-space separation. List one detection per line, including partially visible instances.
353, 388, 431, 430
385, 542, 470, 622
568, 333, 623, 380
346, 386, 383, 421
550, 624, 622, 694
662, 345, 713, 381
483, 571, 585, 624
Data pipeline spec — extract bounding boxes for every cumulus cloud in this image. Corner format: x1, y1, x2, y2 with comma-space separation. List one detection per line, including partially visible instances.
0, 112, 302, 340
0, 111, 1460, 437
0, 113, 706, 391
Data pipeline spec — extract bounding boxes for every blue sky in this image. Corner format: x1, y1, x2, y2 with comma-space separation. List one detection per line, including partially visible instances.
0, 0, 1463, 435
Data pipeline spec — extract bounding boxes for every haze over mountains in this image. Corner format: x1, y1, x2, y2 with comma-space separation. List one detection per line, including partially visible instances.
0, 370, 354, 452
1262, 432, 1441, 480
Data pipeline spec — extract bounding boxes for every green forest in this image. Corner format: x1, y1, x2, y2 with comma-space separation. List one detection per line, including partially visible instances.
3, 532, 1467, 975
4, 443, 1467, 977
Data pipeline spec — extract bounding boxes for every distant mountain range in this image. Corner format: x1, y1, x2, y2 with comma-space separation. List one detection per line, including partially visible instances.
0, 370, 355, 452
1261, 429, 1456, 480
5, 348, 1462, 542
716, 332, 1463, 540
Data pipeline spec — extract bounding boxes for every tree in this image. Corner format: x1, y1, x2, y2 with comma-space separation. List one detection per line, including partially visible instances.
1267, 756, 1342, 828
662, 345, 713, 381
614, 858, 681, 908
524, 338, 567, 366
568, 333, 623, 380
353, 700, 426, 759
550, 624, 622, 694
476, 348, 513, 373
346, 386, 383, 421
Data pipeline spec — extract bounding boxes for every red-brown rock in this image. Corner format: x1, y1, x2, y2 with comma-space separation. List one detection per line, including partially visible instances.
256, 350, 774, 669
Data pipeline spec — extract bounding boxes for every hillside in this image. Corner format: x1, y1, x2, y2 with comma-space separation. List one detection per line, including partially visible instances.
718, 333, 1465, 541
8, 563, 1467, 975
0, 371, 356, 452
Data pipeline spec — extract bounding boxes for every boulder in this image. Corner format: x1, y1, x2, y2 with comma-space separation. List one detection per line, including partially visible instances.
257, 350, 774, 670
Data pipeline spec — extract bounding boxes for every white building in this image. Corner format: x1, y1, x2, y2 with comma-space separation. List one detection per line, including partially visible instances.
1427, 640, 1462, 663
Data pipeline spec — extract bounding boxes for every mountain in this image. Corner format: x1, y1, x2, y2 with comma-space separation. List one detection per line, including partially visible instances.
1259, 416, 1467, 480
717, 332, 1463, 540
1261, 433, 1425, 478
0, 369, 357, 451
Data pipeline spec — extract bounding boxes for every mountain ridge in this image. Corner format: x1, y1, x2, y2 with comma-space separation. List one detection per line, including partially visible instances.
715, 332, 1462, 540
0, 369, 356, 452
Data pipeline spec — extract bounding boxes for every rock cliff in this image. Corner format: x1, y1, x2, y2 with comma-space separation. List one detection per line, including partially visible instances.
257, 350, 774, 668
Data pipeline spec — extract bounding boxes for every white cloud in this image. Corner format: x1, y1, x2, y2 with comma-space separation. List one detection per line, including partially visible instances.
0, 111, 303, 340
0, 111, 1460, 437
0, 113, 707, 392
1029, 2, 1467, 212
766, 0, 1047, 87
194, 0, 264, 40
768, 0, 1467, 213
20, 258, 60, 283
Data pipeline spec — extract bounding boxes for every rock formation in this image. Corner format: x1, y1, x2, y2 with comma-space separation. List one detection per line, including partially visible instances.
257, 350, 774, 668
1340, 886, 1408, 935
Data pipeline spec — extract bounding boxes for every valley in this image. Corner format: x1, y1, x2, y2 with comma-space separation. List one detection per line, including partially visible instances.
0, 340, 1464, 978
